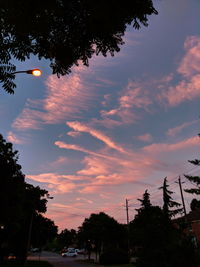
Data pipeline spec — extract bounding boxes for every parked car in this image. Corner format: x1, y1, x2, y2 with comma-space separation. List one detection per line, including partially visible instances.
77, 248, 87, 255
30, 248, 40, 253
61, 248, 77, 257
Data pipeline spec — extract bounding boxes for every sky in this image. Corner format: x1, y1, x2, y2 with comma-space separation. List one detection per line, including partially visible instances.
1, 0, 200, 230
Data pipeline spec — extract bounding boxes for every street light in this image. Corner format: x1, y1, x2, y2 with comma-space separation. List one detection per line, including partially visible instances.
11, 68, 42, 76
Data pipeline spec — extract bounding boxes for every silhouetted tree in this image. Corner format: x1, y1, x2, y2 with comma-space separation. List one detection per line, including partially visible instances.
78, 212, 126, 260
136, 189, 151, 211
190, 198, 200, 211
0, 133, 54, 262
0, 0, 157, 93
31, 214, 58, 249
130, 191, 199, 267
184, 158, 200, 213
57, 229, 77, 250
159, 177, 183, 220
0, 134, 25, 261
184, 159, 200, 195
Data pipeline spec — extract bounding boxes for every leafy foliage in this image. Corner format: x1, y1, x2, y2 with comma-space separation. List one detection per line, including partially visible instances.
57, 229, 77, 250
0, 0, 157, 93
190, 198, 200, 211
130, 191, 199, 267
31, 214, 58, 249
78, 212, 126, 257
0, 134, 55, 261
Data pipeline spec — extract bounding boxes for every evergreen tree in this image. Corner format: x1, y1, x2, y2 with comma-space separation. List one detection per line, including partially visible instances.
137, 189, 151, 210
184, 158, 200, 212
130, 190, 199, 267
184, 159, 200, 195
159, 177, 183, 219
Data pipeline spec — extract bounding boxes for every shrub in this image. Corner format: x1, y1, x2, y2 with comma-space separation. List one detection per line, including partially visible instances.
99, 248, 129, 265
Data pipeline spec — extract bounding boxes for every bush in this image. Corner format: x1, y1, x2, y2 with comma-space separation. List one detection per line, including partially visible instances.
99, 248, 129, 265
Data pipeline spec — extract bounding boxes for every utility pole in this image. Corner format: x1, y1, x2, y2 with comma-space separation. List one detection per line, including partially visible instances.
125, 199, 130, 225
177, 176, 197, 246
125, 199, 130, 255
178, 176, 187, 217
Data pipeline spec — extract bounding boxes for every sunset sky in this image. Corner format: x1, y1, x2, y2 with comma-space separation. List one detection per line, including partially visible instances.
1, 0, 200, 230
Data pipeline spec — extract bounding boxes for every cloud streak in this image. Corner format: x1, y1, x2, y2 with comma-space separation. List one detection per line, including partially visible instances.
166, 119, 199, 137
66, 121, 126, 153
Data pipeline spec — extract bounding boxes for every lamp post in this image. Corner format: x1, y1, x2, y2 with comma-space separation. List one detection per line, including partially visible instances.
11, 69, 42, 76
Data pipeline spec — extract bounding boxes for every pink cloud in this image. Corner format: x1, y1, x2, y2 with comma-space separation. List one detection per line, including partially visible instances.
66, 121, 126, 153
12, 67, 96, 130
99, 80, 152, 126
163, 74, 200, 106
77, 156, 112, 176
143, 136, 199, 154
91, 117, 123, 129
7, 131, 25, 144
55, 141, 121, 161
12, 108, 44, 130
166, 119, 199, 136
49, 156, 75, 168
27, 172, 89, 194
160, 36, 200, 106
119, 85, 152, 109
67, 131, 81, 137
101, 94, 112, 107
55, 141, 102, 157
178, 36, 200, 77
46, 207, 87, 230
137, 133, 153, 143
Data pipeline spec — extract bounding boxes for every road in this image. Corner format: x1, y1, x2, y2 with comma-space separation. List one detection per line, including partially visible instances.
28, 251, 93, 267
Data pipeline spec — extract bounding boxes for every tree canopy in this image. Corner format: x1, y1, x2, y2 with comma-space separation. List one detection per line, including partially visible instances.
130, 190, 199, 267
0, 133, 56, 261
0, 0, 157, 93
78, 212, 126, 258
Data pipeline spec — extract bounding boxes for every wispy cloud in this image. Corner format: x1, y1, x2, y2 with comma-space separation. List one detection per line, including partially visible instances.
162, 75, 200, 106
178, 36, 200, 77
53, 133, 199, 196
161, 36, 200, 106
66, 121, 126, 153
137, 133, 153, 143
99, 80, 152, 125
143, 136, 199, 154
27, 172, 89, 194
7, 131, 25, 144
12, 66, 97, 131
67, 131, 81, 137
166, 119, 199, 137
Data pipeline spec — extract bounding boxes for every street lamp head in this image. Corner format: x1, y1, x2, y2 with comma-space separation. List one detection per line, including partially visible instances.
26, 69, 42, 76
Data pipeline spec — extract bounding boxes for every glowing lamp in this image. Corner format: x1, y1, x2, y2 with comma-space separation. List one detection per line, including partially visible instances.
26, 69, 42, 76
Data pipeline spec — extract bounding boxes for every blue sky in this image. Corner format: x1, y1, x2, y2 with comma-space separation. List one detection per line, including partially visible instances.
1, 0, 200, 230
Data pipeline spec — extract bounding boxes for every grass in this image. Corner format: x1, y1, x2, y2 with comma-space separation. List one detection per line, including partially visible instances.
0, 260, 53, 267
